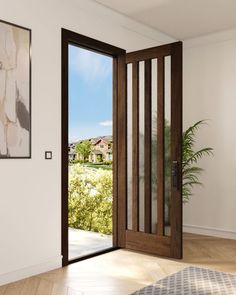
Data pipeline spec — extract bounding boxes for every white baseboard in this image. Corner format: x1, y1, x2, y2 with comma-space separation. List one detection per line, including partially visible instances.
184, 224, 236, 240
0, 255, 62, 286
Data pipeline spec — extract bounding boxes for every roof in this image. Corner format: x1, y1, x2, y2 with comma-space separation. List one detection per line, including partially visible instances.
92, 136, 112, 145
94, 138, 108, 145
71, 135, 112, 145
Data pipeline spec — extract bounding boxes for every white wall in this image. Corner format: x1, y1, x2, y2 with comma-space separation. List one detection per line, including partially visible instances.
183, 29, 236, 239
3, 0, 235, 284
0, 0, 174, 286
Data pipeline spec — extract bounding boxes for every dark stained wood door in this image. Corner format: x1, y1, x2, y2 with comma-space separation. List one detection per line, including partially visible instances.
116, 42, 183, 259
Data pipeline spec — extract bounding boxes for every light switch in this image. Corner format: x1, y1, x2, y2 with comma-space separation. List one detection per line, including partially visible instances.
45, 151, 52, 160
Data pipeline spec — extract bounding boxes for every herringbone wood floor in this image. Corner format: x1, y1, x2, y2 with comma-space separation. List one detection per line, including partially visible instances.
1, 233, 236, 295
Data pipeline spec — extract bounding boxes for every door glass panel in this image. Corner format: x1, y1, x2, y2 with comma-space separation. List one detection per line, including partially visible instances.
164, 56, 171, 236
139, 61, 145, 232
127, 63, 133, 230
151, 59, 158, 234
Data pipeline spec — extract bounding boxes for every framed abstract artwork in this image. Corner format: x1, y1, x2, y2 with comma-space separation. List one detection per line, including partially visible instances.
0, 20, 31, 158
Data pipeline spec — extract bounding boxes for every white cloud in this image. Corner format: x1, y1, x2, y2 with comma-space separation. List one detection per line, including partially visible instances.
69, 46, 112, 81
99, 120, 112, 127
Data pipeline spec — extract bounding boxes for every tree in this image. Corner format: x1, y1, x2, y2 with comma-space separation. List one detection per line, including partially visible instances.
76, 140, 93, 162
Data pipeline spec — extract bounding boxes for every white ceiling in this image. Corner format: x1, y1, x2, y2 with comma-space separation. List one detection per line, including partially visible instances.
94, 0, 236, 40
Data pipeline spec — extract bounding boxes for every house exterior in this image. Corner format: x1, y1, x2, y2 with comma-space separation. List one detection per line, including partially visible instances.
69, 136, 112, 163
89, 137, 112, 163
68, 143, 77, 161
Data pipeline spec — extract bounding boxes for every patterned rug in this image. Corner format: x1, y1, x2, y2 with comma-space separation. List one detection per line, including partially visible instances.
131, 266, 236, 295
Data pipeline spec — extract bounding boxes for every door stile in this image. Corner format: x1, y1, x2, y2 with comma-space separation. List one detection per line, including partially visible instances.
117, 54, 127, 247
170, 42, 183, 258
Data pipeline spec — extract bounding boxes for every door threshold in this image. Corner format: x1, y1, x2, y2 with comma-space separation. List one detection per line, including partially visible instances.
68, 247, 120, 264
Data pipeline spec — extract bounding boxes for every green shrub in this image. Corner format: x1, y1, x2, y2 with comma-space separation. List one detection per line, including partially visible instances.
96, 154, 103, 162
69, 159, 78, 164
68, 164, 112, 234
103, 160, 112, 165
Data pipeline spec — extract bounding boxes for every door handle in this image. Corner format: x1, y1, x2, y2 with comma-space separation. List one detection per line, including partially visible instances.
172, 161, 179, 190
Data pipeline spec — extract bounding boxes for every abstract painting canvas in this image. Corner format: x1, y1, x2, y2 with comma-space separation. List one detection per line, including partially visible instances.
0, 20, 31, 158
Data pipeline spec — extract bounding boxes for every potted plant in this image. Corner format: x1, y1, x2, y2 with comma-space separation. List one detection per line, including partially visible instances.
182, 120, 213, 203
164, 120, 213, 225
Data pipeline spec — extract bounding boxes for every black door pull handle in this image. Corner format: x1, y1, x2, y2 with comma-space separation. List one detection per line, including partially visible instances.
172, 161, 179, 190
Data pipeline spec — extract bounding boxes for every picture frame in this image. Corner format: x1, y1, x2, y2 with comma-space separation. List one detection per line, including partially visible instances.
0, 19, 31, 158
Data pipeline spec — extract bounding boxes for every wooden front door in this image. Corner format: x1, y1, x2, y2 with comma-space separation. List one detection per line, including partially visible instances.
117, 42, 183, 259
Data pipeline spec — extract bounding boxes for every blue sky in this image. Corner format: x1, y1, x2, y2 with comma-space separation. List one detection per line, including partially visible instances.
69, 44, 113, 142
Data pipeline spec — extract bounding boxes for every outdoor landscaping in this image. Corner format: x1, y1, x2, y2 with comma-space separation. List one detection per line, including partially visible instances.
69, 163, 113, 235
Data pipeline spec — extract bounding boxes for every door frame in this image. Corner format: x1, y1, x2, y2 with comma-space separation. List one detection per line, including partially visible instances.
61, 28, 126, 266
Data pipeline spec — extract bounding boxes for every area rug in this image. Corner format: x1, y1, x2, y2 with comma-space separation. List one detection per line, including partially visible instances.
131, 266, 236, 294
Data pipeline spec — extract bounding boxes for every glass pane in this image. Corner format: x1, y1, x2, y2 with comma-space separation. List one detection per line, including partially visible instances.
164, 56, 171, 236
127, 63, 133, 230
139, 61, 145, 232
151, 59, 158, 234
